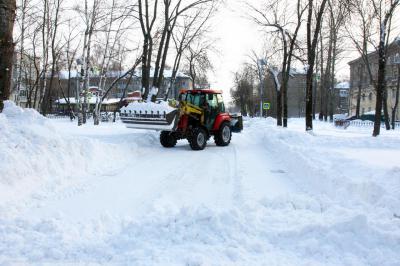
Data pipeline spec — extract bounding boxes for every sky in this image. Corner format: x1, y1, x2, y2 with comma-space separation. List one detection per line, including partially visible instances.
208, 1, 264, 97
206, 1, 359, 98
207, 1, 400, 101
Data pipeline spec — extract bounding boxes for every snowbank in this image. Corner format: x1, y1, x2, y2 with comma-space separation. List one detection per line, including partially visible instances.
0, 101, 127, 210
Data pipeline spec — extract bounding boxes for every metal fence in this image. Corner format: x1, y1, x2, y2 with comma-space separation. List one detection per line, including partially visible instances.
335, 119, 400, 129
46, 114, 72, 120
46, 112, 120, 122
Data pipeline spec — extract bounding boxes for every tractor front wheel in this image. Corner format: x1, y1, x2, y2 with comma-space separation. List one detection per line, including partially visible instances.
160, 131, 177, 148
189, 127, 207, 151
215, 122, 232, 146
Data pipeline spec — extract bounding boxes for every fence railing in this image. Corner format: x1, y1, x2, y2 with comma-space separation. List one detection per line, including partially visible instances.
334, 119, 400, 129
46, 112, 119, 122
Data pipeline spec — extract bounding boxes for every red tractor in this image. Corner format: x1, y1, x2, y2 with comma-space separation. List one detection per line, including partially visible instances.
121, 89, 243, 150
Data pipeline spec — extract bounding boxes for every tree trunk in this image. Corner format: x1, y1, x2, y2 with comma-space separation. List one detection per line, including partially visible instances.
382, 88, 390, 130
318, 36, 324, 121
305, 0, 328, 131
276, 89, 282, 126
392, 65, 400, 129
373, 42, 386, 137
141, 36, 150, 99
356, 66, 363, 118
0, 0, 16, 112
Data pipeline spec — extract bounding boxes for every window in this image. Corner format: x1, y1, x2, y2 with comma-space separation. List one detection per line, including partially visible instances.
185, 93, 204, 107
362, 107, 365, 114
368, 93, 373, 100
368, 107, 372, 112
207, 94, 218, 109
216, 94, 225, 112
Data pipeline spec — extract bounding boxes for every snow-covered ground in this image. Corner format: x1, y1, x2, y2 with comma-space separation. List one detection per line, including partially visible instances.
1, 101, 400, 266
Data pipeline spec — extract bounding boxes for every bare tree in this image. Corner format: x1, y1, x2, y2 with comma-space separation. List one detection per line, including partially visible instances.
74, 0, 104, 124
13, 0, 30, 106
231, 65, 256, 117
318, 0, 348, 122
135, 0, 215, 101
137, 0, 158, 100
185, 40, 213, 88
93, 0, 131, 125
0, 0, 17, 112
59, 19, 81, 113
392, 59, 400, 129
372, 0, 399, 135
152, 0, 214, 93
42, 0, 63, 115
164, 2, 217, 99
305, 0, 329, 131
248, 0, 307, 127
347, 0, 400, 136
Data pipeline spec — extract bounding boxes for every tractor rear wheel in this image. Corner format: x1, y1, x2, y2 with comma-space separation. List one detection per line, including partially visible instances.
214, 122, 232, 146
160, 131, 177, 148
189, 127, 207, 150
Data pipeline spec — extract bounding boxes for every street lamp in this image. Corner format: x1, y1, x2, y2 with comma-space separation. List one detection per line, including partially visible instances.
257, 59, 267, 117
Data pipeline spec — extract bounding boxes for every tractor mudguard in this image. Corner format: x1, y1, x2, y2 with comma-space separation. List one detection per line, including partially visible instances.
212, 113, 231, 131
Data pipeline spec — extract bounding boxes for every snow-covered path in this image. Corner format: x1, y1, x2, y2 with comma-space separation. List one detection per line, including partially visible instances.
1, 103, 400, 265
22, 120, 293, 223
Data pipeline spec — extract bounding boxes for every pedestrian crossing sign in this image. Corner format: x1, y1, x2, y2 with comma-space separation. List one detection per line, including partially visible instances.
263, 102, 271, 110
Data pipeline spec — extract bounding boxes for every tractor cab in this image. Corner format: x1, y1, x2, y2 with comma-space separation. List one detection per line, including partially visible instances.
179, 90, 226, 130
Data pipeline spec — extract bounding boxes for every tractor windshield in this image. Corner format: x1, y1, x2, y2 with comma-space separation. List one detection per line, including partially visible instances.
183, 93, 205, 107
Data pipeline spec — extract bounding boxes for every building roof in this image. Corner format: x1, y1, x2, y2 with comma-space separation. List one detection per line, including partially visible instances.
335, 82, 350, 90
180, 89, 223, 94
348, 39, 400, 66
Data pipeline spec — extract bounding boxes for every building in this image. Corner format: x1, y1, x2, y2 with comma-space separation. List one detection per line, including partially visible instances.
348, 40, 400, 120
260, 69, 350, 118
52, 68, 192, 113
262, 68, 307, 118
287, 69, 308, 117
333, 81, 350, 114
55, 68, 192, 100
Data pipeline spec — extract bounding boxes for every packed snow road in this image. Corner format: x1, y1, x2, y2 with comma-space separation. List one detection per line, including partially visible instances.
22, 118, 293, 223
1, 102, 400, 265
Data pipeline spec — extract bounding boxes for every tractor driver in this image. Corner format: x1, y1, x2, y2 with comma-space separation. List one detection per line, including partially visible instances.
201, 96, 212, 127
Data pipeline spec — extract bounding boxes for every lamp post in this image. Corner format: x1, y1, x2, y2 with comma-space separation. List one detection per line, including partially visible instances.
257, 59, 267, 117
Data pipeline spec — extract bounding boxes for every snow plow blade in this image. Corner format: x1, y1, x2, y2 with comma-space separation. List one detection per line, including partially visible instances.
120, 101, 179, 131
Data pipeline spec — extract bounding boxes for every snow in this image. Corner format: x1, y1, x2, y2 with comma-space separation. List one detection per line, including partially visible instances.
1, 102, 400, 265
121, 100, 176, 114
334, 81, 350, 90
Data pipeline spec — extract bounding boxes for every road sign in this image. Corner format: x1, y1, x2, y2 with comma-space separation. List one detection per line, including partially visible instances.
263, 102, 271, 110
